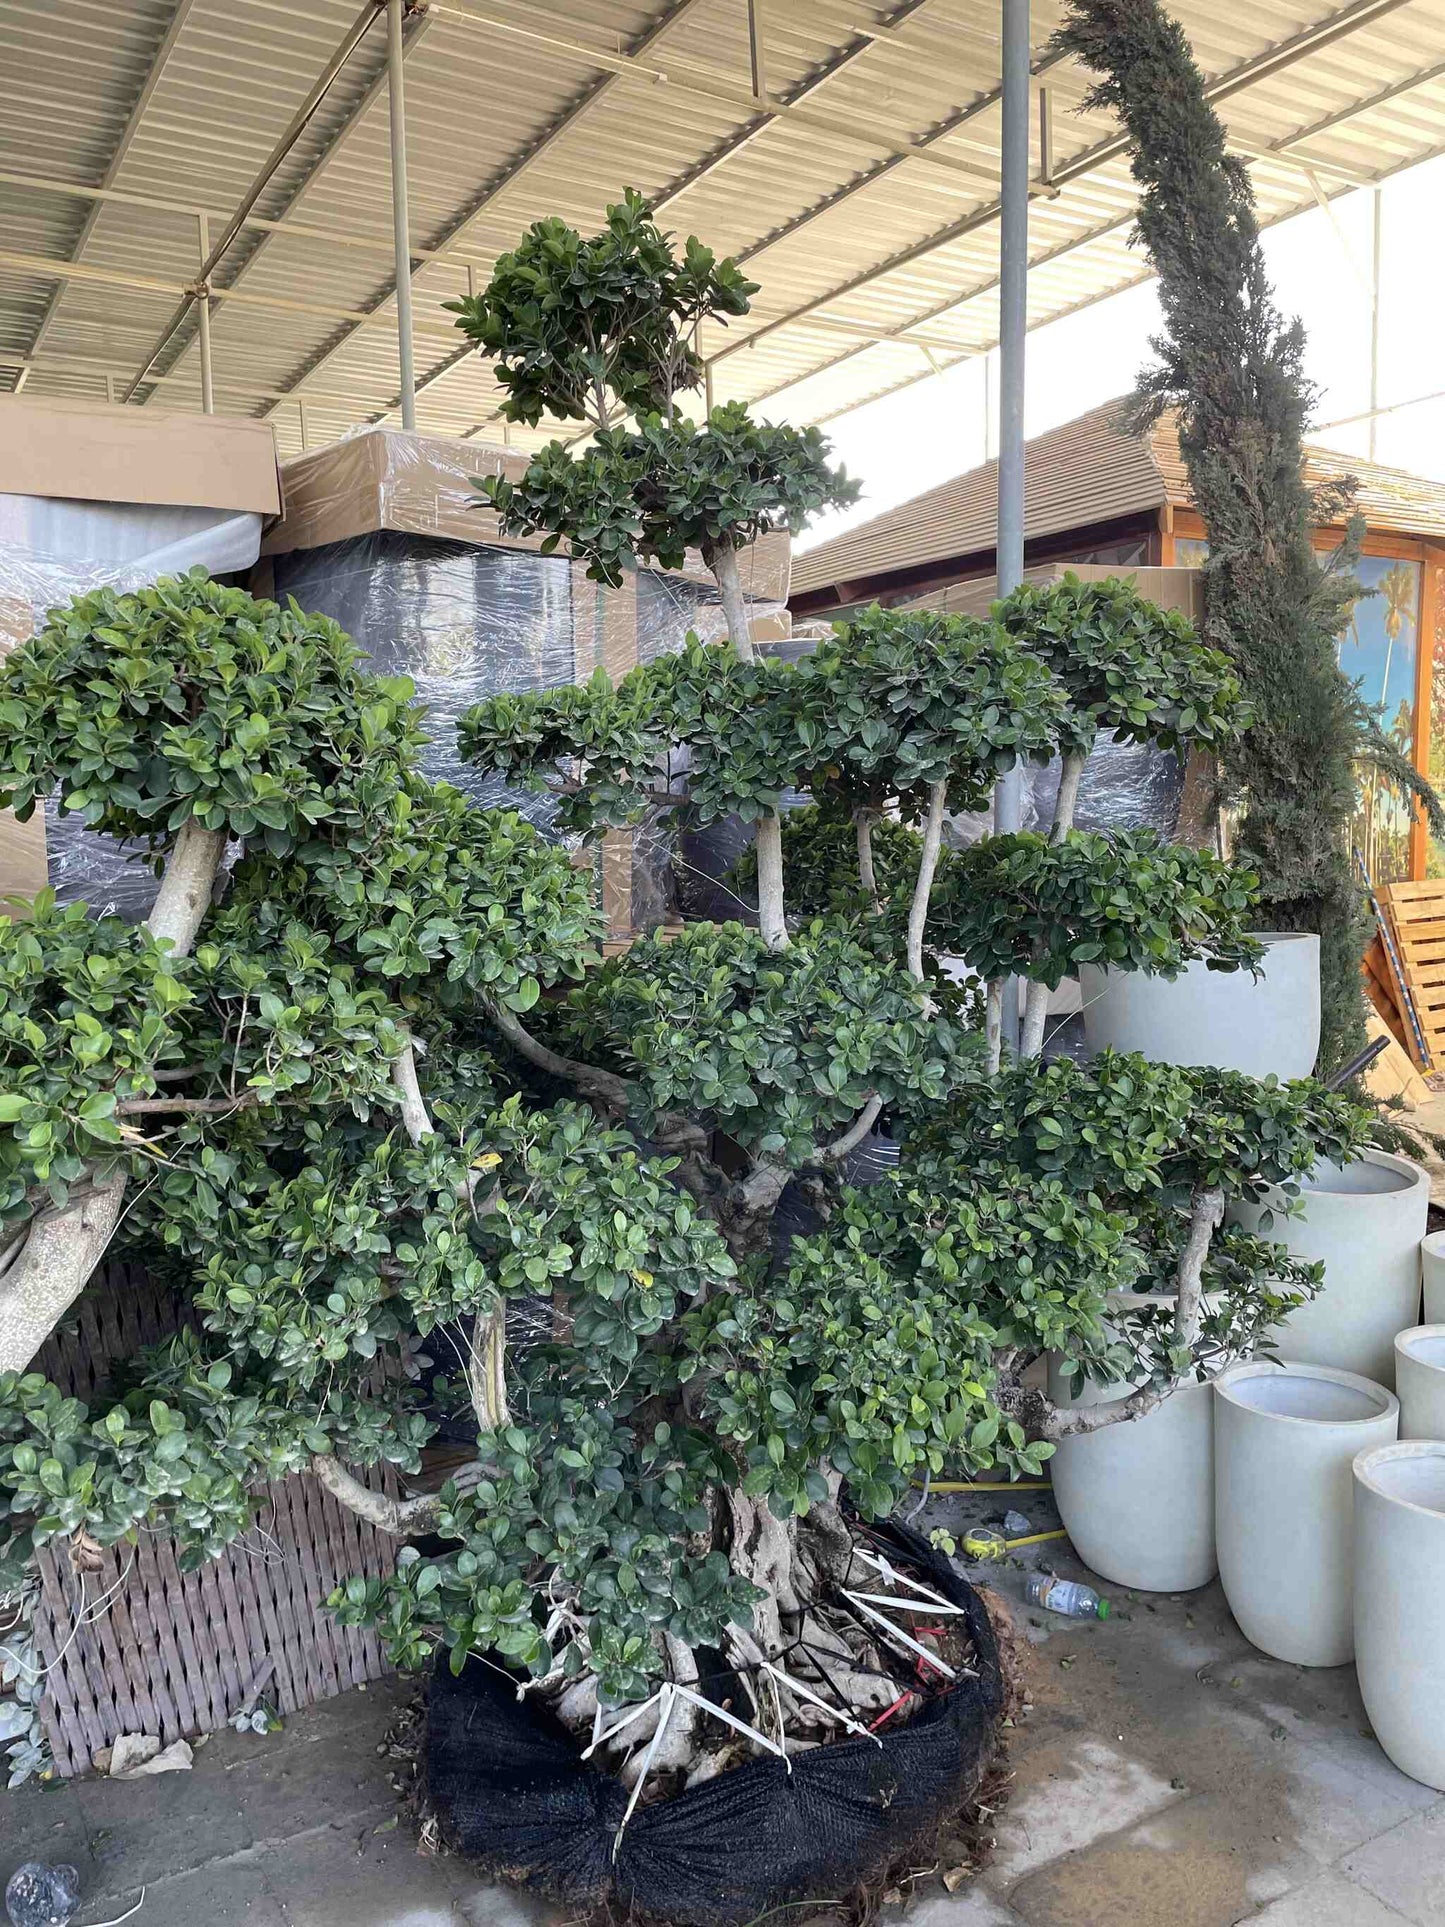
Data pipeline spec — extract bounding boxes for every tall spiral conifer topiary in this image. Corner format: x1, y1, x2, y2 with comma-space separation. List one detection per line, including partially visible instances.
1057, 0, 1441, 1068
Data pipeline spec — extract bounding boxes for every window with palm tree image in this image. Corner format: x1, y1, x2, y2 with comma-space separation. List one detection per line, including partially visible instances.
1342, 556, 1421, 885
1178, 541, 1424, 884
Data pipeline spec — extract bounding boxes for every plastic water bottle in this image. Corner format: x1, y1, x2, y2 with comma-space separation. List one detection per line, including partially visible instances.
1026, 1572, 1111, 1620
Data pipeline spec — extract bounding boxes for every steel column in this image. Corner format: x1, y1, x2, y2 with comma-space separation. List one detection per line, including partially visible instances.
1369, 187, 1382, 460
994, 0, 1030, 1055
387, 0, 418, 430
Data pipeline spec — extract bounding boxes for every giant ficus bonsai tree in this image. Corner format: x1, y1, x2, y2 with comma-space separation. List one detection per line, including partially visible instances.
0, 198, 1371, 1795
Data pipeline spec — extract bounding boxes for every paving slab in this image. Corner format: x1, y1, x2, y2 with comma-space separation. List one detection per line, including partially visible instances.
5, 1522, 1445, 1927
1342, 1804, 1445, 1924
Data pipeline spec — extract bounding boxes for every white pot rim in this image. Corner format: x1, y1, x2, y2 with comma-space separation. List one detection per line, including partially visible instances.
1422, 1231, 1445, 1259
1353, 1439, 1445, 1517
1297, 1148, 1430, 1203
1216, 1359, 1399, 1431
1396, 1325, 1445, 1366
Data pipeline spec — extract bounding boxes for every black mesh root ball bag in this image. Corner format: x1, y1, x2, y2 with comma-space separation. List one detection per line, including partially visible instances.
425, 1523, 1008, 1926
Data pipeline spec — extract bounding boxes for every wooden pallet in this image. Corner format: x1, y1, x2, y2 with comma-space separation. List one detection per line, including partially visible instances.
1381, 879, 1445, 1069
1363, 934, 1409, 1053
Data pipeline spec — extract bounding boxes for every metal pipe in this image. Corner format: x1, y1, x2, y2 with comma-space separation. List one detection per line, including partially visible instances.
123, 0, 383, 403
993, 0, 1030, 1058
196, 213, 214, 414
388, 0, 418, 431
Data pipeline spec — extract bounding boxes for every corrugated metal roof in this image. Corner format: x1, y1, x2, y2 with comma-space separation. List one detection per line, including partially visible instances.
790, 399, 1445, 595
2, 0, 1444, 455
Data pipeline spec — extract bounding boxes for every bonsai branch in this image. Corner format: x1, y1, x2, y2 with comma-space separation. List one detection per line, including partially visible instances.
310, 1456, 446, 1535
0, 1172, 128, 1374
906, 780, 948, 984
753, 814, 789, 950
146, 818, 227, 960
483, 1000, 634, 1110
819, 1094, 883, 1163
708, 543, 754, 662
1052, 749, 1088, 843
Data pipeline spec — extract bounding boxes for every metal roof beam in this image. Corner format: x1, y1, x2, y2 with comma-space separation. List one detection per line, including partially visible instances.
754, 30, 1445, 434
122, 0, 395, 403
264, 0, 712, 424
21, 0, 202, 373
445, 24, 1069, 444
706, 0, 1415, 374
427, 2, 1005, 187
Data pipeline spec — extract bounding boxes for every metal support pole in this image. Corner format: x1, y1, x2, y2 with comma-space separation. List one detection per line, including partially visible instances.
1369, 186, 1382, 461
298, 398, 310, 450
747, 0, 769, 102
196, 212, 214, 414
387, 0, 417, 431
1038, 84, 1053, 186
994, 0, 1030, 1057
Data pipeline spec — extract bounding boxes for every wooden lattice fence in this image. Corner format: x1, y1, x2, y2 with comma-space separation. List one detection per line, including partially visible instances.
27, 1264, 400, 1777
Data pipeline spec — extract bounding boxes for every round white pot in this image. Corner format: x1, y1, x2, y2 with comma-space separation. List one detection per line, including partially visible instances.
1395, 1327, 1445, 1441
1047, 1356, 1217, 1593
1214, 1360, 1398, 1666
1077, 931, 1320, 1078
1354, 1441, 1445, 1789
1422, 1233, 1445, 1325
1232, 1150, 1428, 1387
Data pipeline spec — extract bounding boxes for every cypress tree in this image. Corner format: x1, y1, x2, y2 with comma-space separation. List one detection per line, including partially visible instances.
1057, 0, 1439, 1068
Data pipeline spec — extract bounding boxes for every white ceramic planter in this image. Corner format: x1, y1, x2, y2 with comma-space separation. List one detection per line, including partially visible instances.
1354, 1441, 1445, 1789
1047, 1355, 1217, 1593
1422, 1233, 1445, 1325
1232, 1151, 1428, 1387
1395, 1327, 1445, 1441
1214, 1360, 1397, 1666
1077, 930, 1320, 1078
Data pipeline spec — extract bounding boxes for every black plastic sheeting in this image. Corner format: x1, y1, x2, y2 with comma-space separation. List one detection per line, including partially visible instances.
425, 1522, 1005, 1925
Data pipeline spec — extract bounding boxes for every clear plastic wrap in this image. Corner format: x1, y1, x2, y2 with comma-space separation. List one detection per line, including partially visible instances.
0, 494, 264, 917
945, 732, 1186, 848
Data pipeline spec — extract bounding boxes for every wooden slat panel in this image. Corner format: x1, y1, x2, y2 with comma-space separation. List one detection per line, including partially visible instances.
25, 1265, 398, 1776
1382, 882, 1445, 1065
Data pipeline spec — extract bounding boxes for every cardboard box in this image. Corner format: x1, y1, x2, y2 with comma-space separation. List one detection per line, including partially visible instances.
0, 396, 282, 515
261, 427, 791, 603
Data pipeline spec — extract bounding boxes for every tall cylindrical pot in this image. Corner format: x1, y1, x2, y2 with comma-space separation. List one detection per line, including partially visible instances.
1395, 1327, 1445, 1441
1232, 1150, 1428, 1387
1078, 930, 1320, 1078
1215, 1360, 1397, 1666
1047, 1358, 1216, 1593
1354, 1441, 1445, 1789
1422, 1233, 1445, 1325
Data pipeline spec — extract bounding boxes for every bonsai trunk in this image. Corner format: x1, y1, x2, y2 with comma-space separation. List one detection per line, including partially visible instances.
146, 819, 227, 959
0, 816, 226, 1372
709, 541, 789, 950
1020, 748, 1089, 1058
855, 808, 881, 910
907, 780, 948, 986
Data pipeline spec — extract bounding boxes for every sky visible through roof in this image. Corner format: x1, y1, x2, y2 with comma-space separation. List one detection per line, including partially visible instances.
795, 149, 1445, 555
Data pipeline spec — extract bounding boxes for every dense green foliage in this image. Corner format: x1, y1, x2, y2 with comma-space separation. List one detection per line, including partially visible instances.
928, 829, 1262, 989
0, 190, 1382, 1790
993, 573, 1244, 755
1057, 0, 1442, 1068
